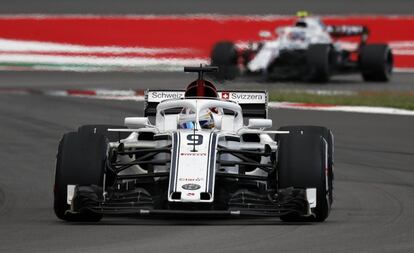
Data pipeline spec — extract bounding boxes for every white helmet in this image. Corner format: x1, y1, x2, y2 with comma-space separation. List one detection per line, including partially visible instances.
198, 109, 215, 129
177, 108, 215, 129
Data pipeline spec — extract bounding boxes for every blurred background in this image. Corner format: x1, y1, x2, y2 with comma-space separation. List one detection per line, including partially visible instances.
0, 1, 413, 253
1, 0, 414, 105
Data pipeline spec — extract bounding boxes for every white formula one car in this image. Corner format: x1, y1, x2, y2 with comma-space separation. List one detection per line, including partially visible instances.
211, 13, 393, 82
54, 66, 334, 222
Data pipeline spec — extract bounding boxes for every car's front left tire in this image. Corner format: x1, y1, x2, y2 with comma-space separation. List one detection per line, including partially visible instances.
77, 124, 128, 142
276, 126, 333, 222
277, 125, 334, 205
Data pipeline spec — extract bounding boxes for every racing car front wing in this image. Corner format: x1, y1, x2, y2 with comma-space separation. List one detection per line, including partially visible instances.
67, 184, 316, 218
65, 137, 317, 218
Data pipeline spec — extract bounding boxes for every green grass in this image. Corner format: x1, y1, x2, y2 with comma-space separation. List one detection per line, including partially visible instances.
269, 91, 414, 110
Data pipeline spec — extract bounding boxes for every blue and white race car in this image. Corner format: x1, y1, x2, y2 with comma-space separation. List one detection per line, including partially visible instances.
211, 13, 393, 82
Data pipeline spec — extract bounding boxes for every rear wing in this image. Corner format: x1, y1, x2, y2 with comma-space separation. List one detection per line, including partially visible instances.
144, 90, 268, 118
327, 25, 369, 41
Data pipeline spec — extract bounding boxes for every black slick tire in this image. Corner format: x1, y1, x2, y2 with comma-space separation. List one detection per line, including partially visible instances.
210, 41, 239, 80
306, 44, 332, 83
276, 126, 332, 222
54, 132, 108, 222
277, 125, 334, 205
359, 44, 393, 82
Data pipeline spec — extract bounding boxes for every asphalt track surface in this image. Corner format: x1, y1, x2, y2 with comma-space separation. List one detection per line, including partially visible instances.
1, 1, 414, 252
0, 70, 413, 253
1, 71, 414, 92
1, 0, 414, 15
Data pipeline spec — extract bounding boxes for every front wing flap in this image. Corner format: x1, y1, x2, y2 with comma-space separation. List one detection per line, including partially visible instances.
68, 185, 316, 218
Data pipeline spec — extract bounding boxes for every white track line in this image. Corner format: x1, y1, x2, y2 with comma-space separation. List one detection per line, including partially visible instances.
268, 102, 414, 116
0, 54, 208, 70
0, 38, 192, 55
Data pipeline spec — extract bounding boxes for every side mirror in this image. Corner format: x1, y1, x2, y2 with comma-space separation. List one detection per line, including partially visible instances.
259, 30, 272, 38
124, 117, 151, 128
248, 119, 272, 129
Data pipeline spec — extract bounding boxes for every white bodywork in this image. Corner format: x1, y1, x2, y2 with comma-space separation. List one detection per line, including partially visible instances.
109, 96, 279, 203
247, 17, 333, 72
104, 92, 316, 212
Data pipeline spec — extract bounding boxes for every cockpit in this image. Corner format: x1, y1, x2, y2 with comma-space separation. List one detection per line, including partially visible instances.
155, 99, 243, 132
178, 107, 217, 130
294, 17, 326, 31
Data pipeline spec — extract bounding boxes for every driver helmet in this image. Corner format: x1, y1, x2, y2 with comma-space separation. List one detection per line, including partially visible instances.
178, 108, 215, 129
198, 109, 215, 129
295, 11, 309, 27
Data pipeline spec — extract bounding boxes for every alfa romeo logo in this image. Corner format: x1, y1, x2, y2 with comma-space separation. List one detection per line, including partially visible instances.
182, 183, 201, 190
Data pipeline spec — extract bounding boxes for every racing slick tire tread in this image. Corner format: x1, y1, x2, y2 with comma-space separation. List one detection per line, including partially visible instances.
306, 44, 332, 83
277, 125, 334, 205
276, 126, 332, 222
359, 44, 393, 82
54, 131, 108, 222
211, 41, 239, 80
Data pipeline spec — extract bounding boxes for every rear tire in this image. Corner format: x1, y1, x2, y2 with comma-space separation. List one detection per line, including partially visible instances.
211, 41, 239, 80
306, 44, 332, 83
54, 132, 108, 222
276, 126, 332, 222
360, 44, 393, 82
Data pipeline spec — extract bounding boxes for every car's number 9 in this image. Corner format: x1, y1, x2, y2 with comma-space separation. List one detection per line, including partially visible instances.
187, 134, 203, 146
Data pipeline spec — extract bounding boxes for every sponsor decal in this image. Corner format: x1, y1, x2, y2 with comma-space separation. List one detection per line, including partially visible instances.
218, 91, 266, 103
148, 90, 266, 103
221, 92, 230, 99
179, 177, 204, 182
180, 152, 207, 156
149, 91, 184, 101
182, 183, 201, 191
230, 93, 263, 101
187, 192, 195, 196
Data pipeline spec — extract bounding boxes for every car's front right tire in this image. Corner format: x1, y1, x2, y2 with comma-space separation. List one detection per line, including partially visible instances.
54, 131, 108, 222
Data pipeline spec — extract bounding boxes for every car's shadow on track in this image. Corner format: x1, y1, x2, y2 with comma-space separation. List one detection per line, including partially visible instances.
56, 217, 315, 226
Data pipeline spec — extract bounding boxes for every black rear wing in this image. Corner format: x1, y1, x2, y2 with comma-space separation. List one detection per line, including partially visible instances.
144, 90, 268, 119
327, 25, 369, 41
